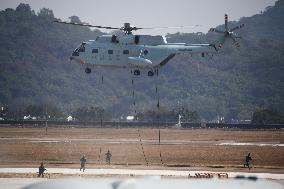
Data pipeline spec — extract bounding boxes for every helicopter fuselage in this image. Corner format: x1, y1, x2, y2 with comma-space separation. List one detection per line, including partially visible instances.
70, 34, 216, 69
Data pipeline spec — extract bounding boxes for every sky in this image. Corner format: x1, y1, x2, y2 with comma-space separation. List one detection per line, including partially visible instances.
0, 0, 278, 35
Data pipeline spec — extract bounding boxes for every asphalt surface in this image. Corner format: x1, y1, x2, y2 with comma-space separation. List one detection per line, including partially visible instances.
0, 168, 284, 189
0, 168, 284, 179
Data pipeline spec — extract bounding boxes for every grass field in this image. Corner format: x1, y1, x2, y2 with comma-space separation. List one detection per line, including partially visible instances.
0, 126, 283, 173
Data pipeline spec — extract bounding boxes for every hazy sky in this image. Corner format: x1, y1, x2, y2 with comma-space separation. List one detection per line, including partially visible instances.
0, 0, 277, 35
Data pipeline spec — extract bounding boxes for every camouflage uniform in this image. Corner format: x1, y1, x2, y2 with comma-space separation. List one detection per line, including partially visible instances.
244, 153, 252, 169
105, 150, 112, 165
38, 162, 46, 177
80, 155, 87, 172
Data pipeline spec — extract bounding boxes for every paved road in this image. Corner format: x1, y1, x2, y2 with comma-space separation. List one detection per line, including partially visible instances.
0, 168, 284, 179
0, 178, 45, 189
0, 168, 284, 189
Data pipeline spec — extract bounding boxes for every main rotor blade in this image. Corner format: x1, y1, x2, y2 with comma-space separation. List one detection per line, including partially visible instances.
229, 24, 245, 32
141, 25, 201, 30
54, 20, 120, 30
125, 27, 143, 31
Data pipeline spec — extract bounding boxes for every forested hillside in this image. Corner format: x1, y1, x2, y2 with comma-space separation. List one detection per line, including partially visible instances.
0, 1, 283, 121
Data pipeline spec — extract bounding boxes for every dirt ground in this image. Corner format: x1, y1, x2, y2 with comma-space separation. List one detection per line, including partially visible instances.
0, 126, 283, 174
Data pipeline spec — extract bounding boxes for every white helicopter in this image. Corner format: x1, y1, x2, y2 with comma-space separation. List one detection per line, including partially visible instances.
55, 14, 244, 76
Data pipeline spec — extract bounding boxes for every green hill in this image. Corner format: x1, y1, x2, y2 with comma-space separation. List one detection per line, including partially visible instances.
0, 1, 283, 121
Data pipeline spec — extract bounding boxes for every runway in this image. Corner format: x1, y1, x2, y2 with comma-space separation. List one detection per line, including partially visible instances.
0, 168, 284, 189
0, 168, 284, 179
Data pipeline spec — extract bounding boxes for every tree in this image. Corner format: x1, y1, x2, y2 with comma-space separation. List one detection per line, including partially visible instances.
16, 3, 32, 13
251, 109, 284, 124
175, 107, 200, 122
69, 16, 82, 24
72, 106, 111, 121
0, 106, 8, 119
136, 107, 200, 122
24, 104, 64, 119
38, 8, 54, 18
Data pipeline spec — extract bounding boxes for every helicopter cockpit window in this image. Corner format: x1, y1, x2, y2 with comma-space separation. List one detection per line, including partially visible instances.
92, 49, 98, 53
123, 50, 129, 54
72, 51, 79, 56
78, 43, 85, 52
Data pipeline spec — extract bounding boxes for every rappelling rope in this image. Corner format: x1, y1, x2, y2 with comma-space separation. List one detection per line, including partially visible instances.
155, 67, 160, 109
131, 75, 137, 115
98, 147, 102, 163
137, 129, 148, 166
158, 129, 164, 166
155, 68, 164, 166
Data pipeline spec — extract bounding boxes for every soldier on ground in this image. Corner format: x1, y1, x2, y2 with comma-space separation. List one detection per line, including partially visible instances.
80, 155, 87, 172
38, 162, 47, 177
105, 150, 112, 165
244, 153, 252, 169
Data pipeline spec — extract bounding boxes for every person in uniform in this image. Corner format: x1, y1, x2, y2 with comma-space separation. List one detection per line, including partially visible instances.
244, 153, 252, 169
80, 155, 87, 172
105, 150, 112, 165
38, 162, 46, 177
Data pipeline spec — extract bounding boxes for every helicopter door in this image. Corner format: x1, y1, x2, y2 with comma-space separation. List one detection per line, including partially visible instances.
99, 48, 105, 61
134, 35, 140, 44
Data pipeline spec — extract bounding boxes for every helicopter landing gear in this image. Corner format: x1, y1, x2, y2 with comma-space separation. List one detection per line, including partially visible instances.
85, 67, 91, 74
148, 70, 154, 77
133, 69, 140, 76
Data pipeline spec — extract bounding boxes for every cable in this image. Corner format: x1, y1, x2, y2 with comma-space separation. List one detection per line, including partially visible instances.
98, 147, 102, 163
137, 129, 148, 166
158, 129, 164, 166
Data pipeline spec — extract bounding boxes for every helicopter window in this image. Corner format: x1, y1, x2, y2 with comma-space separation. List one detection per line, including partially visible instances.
108, 50, 113, 54
92, 49, 98, 53
123, 50, 129, 54
78, 43, 85, 52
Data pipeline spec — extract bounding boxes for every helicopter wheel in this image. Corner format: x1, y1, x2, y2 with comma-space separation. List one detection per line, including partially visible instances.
148, 70, 154, 77
85, 67, 91, 74
134, 69, 140, 76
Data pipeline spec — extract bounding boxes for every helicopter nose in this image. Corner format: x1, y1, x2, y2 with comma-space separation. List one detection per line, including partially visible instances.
70, 51, 79, 61
72, 51, 79, 56
69, 54, 83, 64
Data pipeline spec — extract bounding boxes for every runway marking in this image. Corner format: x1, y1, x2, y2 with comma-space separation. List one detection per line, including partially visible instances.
0, 138, 283, 146
217, 143, 284, 147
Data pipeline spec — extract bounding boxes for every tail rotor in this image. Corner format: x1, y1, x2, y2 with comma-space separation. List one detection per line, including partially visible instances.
209, 14, 244, 49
